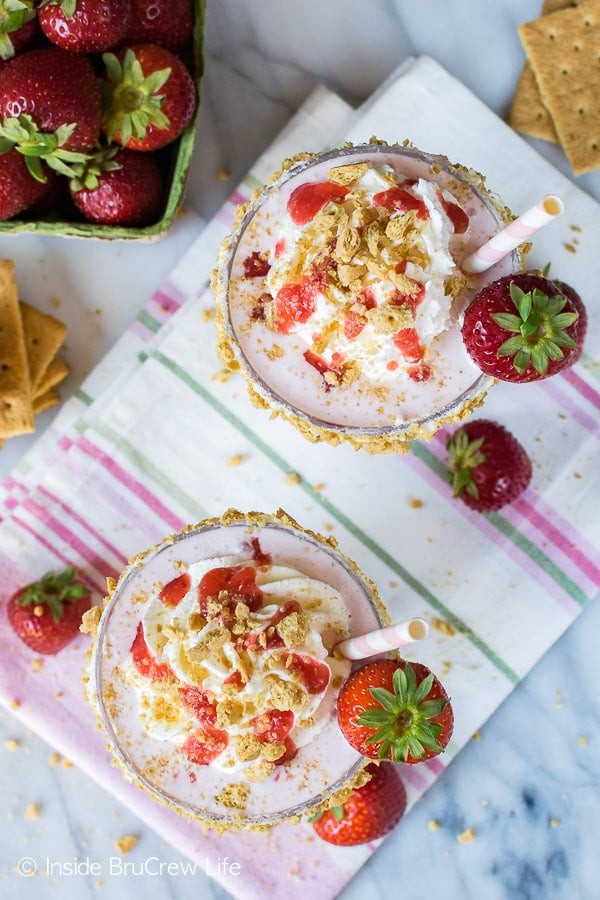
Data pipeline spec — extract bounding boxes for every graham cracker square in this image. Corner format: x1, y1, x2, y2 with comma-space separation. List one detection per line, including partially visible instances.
519, 0, 600, 174
509, 0, 580, 143
0, 260, 34, 437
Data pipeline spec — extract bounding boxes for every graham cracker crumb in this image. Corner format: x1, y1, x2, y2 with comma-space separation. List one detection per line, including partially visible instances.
211, 368, 233, 384
80, 605, 102, 635
115, 835, 138, 855
409, 497, 424, 509
578, 736, 588, 747
228, 454, 245, 467
217, 167, 231, 181
48, 752, 62, 767
214, 783, 250, 809
549, 817, 559, 827
428, 819, 440, 831
276, 611, 310, 648
245, 761, 276, 783
284, 472, 301, 485
4, 739, 19, 752
457, 827, 475, 844
473, 730, 482, 742
24, 803, 40, 820
431, 616, 457, 636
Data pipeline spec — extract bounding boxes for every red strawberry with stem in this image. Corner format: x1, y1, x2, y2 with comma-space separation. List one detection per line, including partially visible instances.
337, 659, 453, 763
38, 0, 132, 53
126, 0, 194, 53
461, 273, 586, 382
446, 419, 532, 512
100, 44, 196, 151
312, 762, 407, 846
0, 47, 101, 198
0, 0, 37, 60
69, 146, 163, 226
6, 567, 91, 655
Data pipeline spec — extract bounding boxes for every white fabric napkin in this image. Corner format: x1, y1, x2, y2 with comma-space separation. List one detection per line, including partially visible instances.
0, 57, 598, 900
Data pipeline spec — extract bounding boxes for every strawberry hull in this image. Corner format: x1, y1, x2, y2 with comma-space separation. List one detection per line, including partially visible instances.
0, 0, 205, 241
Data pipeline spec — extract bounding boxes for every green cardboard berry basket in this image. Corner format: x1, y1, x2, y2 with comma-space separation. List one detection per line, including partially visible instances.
0, 0, 206, 241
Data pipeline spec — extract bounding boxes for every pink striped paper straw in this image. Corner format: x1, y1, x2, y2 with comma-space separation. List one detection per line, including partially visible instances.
461, 194, 564, 274
335, 617, 429, 660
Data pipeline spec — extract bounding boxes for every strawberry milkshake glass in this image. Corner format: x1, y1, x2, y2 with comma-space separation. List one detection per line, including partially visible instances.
85, 509, 389, 830
213, 141, 524, 452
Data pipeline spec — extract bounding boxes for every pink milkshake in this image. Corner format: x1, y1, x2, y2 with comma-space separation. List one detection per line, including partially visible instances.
84, 509, 389, 830
213, 142, 524, 452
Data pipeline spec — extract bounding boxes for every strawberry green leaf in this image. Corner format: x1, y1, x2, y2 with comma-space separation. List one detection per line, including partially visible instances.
18, 567, 89, 623
356, 662, 449, 763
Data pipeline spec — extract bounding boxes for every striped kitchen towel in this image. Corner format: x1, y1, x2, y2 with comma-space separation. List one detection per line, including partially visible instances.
0, 57, 598, 900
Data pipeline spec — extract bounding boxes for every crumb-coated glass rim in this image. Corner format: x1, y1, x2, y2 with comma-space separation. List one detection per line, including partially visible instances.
93, 515, 387, 827
218, 142, 517, 438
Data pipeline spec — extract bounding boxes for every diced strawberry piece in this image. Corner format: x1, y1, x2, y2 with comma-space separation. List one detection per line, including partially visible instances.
182, 726, 228, 765
244, 599, 303, 651
284, 652, 330, 694
287, 181, 348, 225
408, 363, 432, 382
179, 685, 217, 726
272, 736, 297, 765
158, 572, 191, 607
372, 187, 429, 219
392, 328, 424, 363
130, 621, 174, 680
198, 565, 263, 615
223, 670, 244, 689
252, 709, 295, 743
274, 238, 287, 257
443, 200, 469, 234
243, 251, 270, 278
274, 277, 318, 333
344, 309, 367, 340
391, 285, 426, 313
248, 537, 272, 567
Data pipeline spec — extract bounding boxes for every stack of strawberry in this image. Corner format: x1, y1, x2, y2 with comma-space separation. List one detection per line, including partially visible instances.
0, 0, 197, 227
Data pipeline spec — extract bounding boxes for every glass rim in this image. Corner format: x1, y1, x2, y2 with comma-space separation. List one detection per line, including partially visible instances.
217, 142, 513, 438
92, 514, 385, 827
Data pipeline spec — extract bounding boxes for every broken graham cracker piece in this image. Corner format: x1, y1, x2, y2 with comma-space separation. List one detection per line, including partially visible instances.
519, 0, 600, 174
20, 300, 67, 393
32, 387, 61, 416
509, 0, 580, 143
509, 63, 560, 143
33, 354, 70, 401
0, 260, 34, 437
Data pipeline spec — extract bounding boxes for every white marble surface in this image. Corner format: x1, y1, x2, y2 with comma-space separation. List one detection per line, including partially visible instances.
1, 1, 599, 898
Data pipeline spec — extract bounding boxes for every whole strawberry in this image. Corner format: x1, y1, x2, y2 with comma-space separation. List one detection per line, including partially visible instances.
312, 762, 407, 846
38, 0, 132, 53
7, 567, 91, 655
337, 659, 453, 764
0, 47, 102, 153
461, 273, 585, 382
101, 44, 196, 152
126, 0, 193, 53
446, 419, 532, 512
0, 0, 37, 60
69, 147, 163, 226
